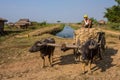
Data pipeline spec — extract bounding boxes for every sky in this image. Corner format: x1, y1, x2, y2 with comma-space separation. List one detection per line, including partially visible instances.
0, 0, 117, 23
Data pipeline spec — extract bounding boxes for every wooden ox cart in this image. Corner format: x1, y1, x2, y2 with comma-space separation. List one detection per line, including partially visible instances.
35, 28, 106, 74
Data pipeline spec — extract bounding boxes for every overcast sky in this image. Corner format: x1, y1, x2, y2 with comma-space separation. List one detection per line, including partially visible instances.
0, 0, 116, 23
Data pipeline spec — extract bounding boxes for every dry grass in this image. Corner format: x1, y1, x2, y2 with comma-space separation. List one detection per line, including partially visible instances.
0, 26, 120, 80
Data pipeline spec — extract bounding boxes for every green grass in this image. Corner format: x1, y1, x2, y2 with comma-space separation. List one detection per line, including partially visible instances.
0, 24, 63, 42
69, 24, 81, 30
100, 23, 120, 31
70, 26, 79, 30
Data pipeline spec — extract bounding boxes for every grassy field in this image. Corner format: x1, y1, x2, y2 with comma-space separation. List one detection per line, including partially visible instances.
0, 24, 65, 64
0, 24, 64, 42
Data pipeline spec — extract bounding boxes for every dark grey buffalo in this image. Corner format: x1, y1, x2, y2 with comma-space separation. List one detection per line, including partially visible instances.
78, 39, 102, 74
61, 39, 102, 74
29, 38, 55, 68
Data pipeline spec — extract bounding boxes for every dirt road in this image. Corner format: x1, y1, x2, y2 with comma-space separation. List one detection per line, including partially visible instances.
0, 28, 120, 80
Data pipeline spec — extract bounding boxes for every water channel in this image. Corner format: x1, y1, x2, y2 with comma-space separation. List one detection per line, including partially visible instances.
56, 25, 74, 38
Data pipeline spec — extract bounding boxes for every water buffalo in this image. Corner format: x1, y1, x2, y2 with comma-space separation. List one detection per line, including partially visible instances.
29, 38, 55, 68
79, 39, 102, 74
61, 39, 102, 74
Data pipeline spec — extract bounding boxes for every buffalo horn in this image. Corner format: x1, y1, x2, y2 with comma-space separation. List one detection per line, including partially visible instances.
46, 43, 61, 47
37, 43, 61, 47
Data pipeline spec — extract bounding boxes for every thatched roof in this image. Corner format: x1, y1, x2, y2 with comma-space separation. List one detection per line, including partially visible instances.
15, 18, 31, 26
7, 22, 14, 26
0, 18, 8, 22
19, 19, 30, 22
15, 22, 26, 26
8, 22, 14, 24
15, 21, 31, 25
98, 20, 106, 24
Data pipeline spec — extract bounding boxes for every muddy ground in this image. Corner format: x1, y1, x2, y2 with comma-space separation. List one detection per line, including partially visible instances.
0, 28, 120, 80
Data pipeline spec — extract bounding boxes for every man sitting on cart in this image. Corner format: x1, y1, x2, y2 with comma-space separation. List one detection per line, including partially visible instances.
83, 14, 92, 28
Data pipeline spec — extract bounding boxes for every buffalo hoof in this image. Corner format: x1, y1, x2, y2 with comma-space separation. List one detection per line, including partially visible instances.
42, 66, 46, 68
80, 72, 85, 75
49, 64, 53, 67
74, 61, 78, 64
80, 71, 87, 75
100, 57, 103, 60
88, 71, 93, 75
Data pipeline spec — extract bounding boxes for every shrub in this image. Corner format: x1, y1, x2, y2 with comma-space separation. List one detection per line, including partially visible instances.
110, 23, 120, 30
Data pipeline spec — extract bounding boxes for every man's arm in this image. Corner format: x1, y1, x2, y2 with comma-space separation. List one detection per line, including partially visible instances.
88, 19, 92, 28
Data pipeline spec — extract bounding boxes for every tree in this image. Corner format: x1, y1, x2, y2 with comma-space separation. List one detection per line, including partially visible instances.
40, 21, 47, 26
104, 0, 120, 23
90, 17, 98, 24
57, 21, 61, 23
115, 0, 120, 5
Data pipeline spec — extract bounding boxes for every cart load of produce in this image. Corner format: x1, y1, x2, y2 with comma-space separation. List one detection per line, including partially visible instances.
74, 28, 101, 44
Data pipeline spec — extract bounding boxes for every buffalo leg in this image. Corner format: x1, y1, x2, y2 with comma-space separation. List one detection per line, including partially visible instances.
82, 63, 86, 74
73, 49, 77, 63
88, 61, 92, 74
99, 48, 103, 60
48, 55, 52, 67
79, 55, 82, 62
51, 52, 54, 63
41, 56, 45, 68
